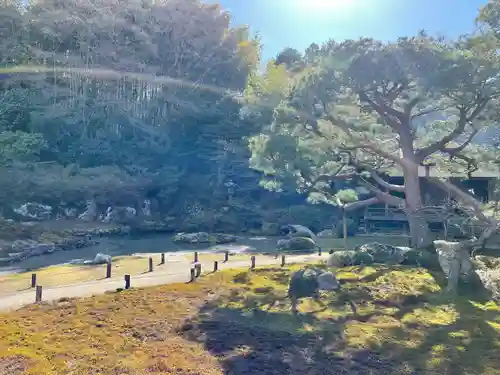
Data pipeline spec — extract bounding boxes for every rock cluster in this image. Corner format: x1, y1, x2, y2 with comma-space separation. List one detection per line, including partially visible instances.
326, 242, 440, 269
13, 199, 154, 224
172, 232, 238, 245
0, 225, 132, 266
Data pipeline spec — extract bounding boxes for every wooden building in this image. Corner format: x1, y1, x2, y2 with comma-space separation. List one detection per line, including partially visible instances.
361, 166, 499, 237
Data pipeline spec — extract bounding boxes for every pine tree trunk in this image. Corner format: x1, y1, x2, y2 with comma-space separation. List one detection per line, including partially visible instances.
404, 163, 433, 247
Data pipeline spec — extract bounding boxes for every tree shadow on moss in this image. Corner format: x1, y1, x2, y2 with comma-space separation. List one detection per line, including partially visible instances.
366, 295, 500, 375
179, 298, 398, 375
354, 268, 499, 375
180, 267, 429, 374
180, 263, 500, 374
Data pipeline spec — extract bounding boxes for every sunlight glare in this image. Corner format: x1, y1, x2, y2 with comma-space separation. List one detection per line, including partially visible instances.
293, 0, 355, 12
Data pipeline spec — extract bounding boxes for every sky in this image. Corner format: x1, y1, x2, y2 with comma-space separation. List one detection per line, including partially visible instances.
216, 0, 488, 61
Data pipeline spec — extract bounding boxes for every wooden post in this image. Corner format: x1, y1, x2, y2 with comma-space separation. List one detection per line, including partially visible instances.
318, 247, 322, 256
194, 252, 199, 263
124, 274, 131, 289
106, 262, 112, 278
195, 263, 202, 278
148, 257, 153, 272
275, 253, 278, 259
281, 254, 286, 267
342, 209, 348, 250
160, 253, 165, 265
31, 273, 36, 288
213, 260, 218, 272
250, 255, 256, 269
35, 285, 42, 302
224, 251, 229, 263
190, 268, 196, 282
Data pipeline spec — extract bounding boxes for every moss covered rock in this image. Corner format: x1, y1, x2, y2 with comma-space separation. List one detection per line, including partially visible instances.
326, 250, 357, 267
356, 242, 410, 264
276, 236, 317, 251
402, 249, 441, 270
352, 251, 375, 265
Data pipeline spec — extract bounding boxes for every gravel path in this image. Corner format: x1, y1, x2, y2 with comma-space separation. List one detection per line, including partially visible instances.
0, 253, 327, 312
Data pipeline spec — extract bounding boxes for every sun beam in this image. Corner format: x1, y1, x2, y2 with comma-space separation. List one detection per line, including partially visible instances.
293, 0, 356, 12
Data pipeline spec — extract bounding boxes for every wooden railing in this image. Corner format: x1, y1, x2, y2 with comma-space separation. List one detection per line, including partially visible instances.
365, 206, 466, 223
365, 206, 404, 218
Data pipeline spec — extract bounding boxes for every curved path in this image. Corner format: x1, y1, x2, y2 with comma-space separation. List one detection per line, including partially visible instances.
0, 253, 328, 312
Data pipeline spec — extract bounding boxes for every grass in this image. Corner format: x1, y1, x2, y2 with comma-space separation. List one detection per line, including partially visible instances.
1, 263, 499, 374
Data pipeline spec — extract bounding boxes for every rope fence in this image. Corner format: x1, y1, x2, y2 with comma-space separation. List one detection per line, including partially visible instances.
0, 248, 328, 305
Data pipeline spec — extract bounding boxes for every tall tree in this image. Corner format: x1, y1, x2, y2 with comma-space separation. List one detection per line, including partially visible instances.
275, 47, 304, 71
0, 0, 261, 215
250, 33, 500, 246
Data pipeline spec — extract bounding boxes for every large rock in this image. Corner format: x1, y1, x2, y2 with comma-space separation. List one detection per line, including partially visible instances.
401, 249, 441, 270
102, 206, 137, 224
288, 267, 340, 314
276, 236, 317, 251
84, 253, 112, 265
474, 265, 500, 301
280, 224, 316, 239
326, 250, 357, 267
172, 232, 237, 244
326, 243, 434, 268
355, 242, 411, 265
473, 255, 500, 270
78, 200, 97, 222
470, 255, 500, 300
13, 203, 52, 221
317, 271, 340, 291
2, 240, 56, 263
141, 199, 152, 217
62, 207, 78, 218
326, 250, 375, 267
433, 240, 474, 280
433, 240, 481, 294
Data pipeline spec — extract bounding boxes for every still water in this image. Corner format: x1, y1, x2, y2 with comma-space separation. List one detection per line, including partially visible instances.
0, 234, 283, 274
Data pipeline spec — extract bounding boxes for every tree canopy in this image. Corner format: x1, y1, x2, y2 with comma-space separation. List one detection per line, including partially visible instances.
0, 0, 499, 240
0, 0, 267, 222
249, 30, 500, 246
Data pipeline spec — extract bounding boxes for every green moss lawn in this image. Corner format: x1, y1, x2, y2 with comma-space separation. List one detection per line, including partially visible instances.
0, 263, 499, 374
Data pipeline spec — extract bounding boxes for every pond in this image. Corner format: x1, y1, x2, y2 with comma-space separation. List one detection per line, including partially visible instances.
0, 234, 284, 275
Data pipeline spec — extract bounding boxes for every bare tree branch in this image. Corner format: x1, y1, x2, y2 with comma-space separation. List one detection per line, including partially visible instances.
344, 196, 380, 211
362, 166, 405, 192
428, 177, 500, 250
411, 105, 449, 119
428, 178, 494, 223
442, 128, 480, 157
358, 91, 402, 130
339, 151, 406, 193
415, 100, 488, 162
337, 142, 405, 167
404, 97, 420, 117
